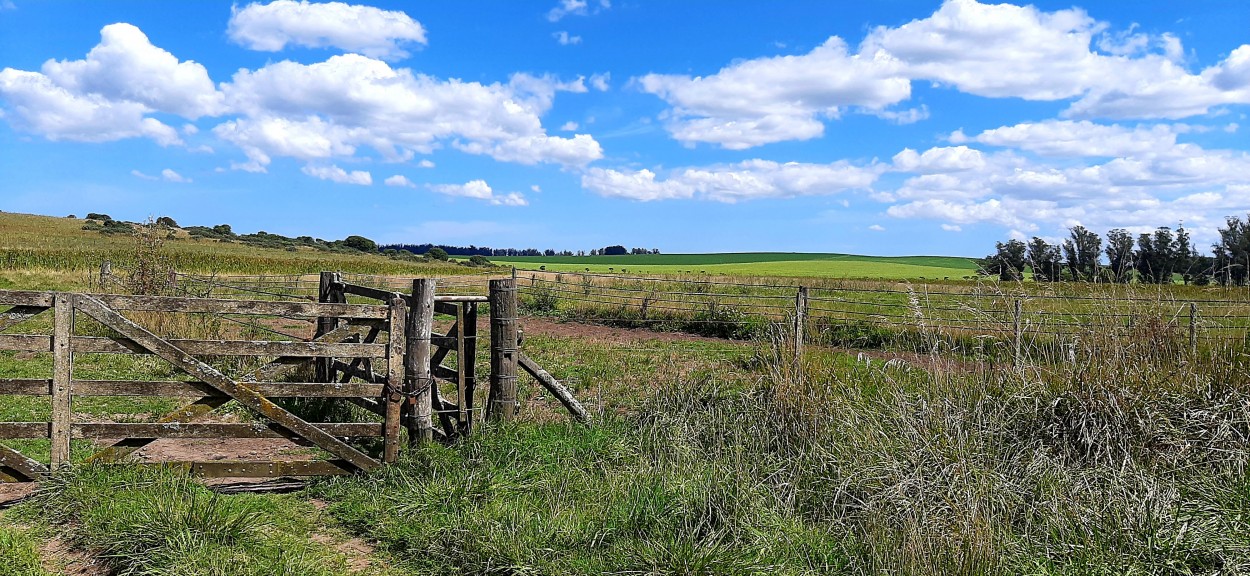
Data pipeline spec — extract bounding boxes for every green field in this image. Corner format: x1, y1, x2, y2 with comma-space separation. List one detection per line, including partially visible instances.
485, 252, 979, 279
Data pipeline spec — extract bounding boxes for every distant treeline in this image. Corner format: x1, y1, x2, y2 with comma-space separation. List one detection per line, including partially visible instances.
980, 214, 1250, 285
380, 244, 661, 257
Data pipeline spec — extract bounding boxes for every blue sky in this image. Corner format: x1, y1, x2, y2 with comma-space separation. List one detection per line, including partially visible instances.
2, 0, 1249, 256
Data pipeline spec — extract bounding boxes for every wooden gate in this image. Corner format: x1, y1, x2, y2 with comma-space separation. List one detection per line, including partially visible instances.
0, 289, 405, 482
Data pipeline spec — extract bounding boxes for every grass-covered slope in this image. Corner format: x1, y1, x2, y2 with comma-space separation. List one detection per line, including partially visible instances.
488, 252, 978, 279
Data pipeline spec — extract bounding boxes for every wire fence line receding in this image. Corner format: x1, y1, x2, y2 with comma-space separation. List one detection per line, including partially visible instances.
512, 269, 1250, 348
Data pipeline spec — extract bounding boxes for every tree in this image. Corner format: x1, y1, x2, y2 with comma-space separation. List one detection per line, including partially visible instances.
602, 245, 627, 256
978, 239, 1027, 281
426, 247, 449, 261
342, 235, 377, 252
1027, 237, 1062, 282
1174, 224, 1195, 284
1104, 228, 1135, 283
1062, 226, 1102, 282
1134, 227, 1179, 284
212, 224, 234, 237
1213, 214, 1250, 286
155, 216, 179, 228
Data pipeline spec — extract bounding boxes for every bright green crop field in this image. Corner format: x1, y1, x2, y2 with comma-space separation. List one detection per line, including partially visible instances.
484, 252, 979, 279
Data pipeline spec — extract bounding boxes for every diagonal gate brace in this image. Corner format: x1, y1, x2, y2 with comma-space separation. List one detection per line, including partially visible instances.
73, 294, 380, 473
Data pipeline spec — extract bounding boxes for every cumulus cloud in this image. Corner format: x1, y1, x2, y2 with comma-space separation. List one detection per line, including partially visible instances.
0, 68, 182, 145
892, 146, 985, 173
428, 180, 527, 206
301, 163, 372, 185
384, 174, 415, 187
868, 224, 885, 231
161, 168, 191, 183
639, 0, 1250, 148
581, 159, 882, 202
228, 0, 426, 61
951, 120, 1182, 158
217, 55, 602, 170
589, 72, 610, 91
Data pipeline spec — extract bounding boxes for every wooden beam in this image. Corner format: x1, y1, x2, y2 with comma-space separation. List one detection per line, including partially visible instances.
0, 422, 383, 440
488, 279, 518, 422
383, 296, 406, 463
0, 380, 385, 398
463, 302, 478, 434
0, 444, 46, 481
518, 352, 590, 424
72, 294, 380, 473
184, 460, 354, 478
0, 334, 385, 358
88, 293, 385, 319
50, 293, 73, 466
0, 290, 55, 307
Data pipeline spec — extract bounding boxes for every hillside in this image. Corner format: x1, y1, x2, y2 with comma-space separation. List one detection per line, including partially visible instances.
487, 252, 979, 279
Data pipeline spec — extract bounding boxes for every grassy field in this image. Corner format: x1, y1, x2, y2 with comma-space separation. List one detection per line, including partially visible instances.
485, 252, 979, 279
3, 215, 1250, 574
0, 211, 470, 276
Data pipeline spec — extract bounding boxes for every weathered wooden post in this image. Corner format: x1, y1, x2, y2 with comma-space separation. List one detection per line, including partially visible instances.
793, 286, 808, 378
50, 294, 74, 467
462, 301, 479, 433
488, 278, 518, 422
315, 271, 343, 382
405, 279, 436, 445
1013, 298, 1023, 367
99, 260, 112, 290
1189, 302, 1198, 356
383, 295, 407, 462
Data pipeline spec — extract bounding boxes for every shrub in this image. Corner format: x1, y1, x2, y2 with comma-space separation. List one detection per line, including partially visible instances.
342, 235, 377, 252
86, 212, 112, 221
426, 247, 449, 261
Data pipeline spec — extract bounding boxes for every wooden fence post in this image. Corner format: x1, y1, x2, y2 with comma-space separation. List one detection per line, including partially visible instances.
488, 278, 518, 422
99, 260, 112, 291
793, 286, 807, 377
1013, 298, 1023, 367
383, 295, 407, 462
1189, 302, 1198, 356
51, 293, 74, 467
315, 271, 343, 383
462, 302, 479, 433
406, 279, 436, 445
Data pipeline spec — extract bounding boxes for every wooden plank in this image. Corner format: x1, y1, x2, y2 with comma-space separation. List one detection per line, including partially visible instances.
72, 294, 381, 473
50, 293, 73, 466
332, 360, 385, 384
70, 380, 384, 398
0, 305, 48, 332
72, 422, 383, 439
0, 334, 383, 358
435, 295, 488, 303
88, 293, 386, 319
434, 300, 458, 317
405, 279, 436, 445
0, 380, 50, 395
85, 397, 226, 463
518, 353, 590, 424
462, 302, 478, 434
0, 290, 55, 307
247, 321, 375, 382
384, 296, 406, 463
0, 444, 46, 481
339, 282, 402, 303
0, 423, 47, 438
456, 303, 468, 425
186, 460, 354, 478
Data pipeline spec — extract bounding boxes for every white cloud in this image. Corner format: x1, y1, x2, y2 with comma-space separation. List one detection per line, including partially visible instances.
131, 169, 157, 180
228, 0, 426, 61
428, 179, 528, 206
639, 0, 1250, 148
547, 0, 607, 22
589, 72, 610, 91
958, 120, 1181, 158
868, 224, 885, 231
892, 146, 985, 173
160, 168, 191, 183
417, 159, 435, 168
581, 159, 882, 202
553, 31, 581, 45
0, 1, 15, 11
218, 55, 602, 169
559, 121, 578, 131
941, 224, 962, 232
42, 23, 224, 118
301, 163, 372, 185
638, 36, 910, 148
384, 174, 415, 187
0, 68, 181, 145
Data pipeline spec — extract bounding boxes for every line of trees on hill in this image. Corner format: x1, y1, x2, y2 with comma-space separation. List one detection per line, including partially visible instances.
979, 214, 1250, 285
379, 244, 660, 257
